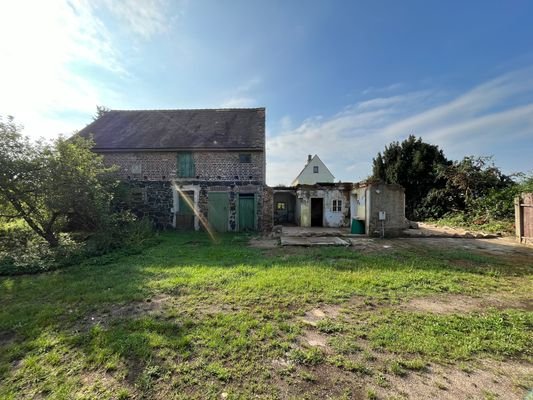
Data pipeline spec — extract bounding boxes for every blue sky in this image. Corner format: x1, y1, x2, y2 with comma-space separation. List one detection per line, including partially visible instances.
1, 0, 532, 185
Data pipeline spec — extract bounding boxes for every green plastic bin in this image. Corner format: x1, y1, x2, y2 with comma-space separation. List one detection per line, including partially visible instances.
351, 219, 365, 234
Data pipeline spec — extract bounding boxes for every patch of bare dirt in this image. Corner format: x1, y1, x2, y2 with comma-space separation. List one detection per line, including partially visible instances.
349, 238, 398, 253
300, 305, 342, 326
248, 238, 279, 249
0, 330, 16, 346
371, 359, 533, 400
402, 293, 533, 314
288, 298, 532, 399
301, 330, 329, 350
403, 236, 533, 261
271, 362, 366, 400
76, 293, 245, 333
77, 294, 173, 330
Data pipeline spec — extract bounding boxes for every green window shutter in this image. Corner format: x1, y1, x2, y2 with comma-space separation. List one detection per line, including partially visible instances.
178, 152, 195, 178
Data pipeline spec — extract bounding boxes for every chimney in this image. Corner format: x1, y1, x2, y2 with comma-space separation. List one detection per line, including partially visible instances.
307, 154, 312, 163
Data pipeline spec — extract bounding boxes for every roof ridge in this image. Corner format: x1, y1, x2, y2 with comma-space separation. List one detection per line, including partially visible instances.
107, 107, 265, 112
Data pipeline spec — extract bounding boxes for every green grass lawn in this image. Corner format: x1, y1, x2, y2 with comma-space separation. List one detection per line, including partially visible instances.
0, 233, 532, 399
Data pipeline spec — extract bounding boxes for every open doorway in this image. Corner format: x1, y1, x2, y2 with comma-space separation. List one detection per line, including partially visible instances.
176, 190, 195, 230
311, 198, 323, 227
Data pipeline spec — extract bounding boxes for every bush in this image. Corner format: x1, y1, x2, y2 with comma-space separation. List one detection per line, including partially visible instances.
0, 225, 82, 275
0, 213, 156, 276
86, 212, 155, 255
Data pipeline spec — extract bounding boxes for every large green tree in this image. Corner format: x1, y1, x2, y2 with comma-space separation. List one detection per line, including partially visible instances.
426, 156, 516, 222
0, 116, 117, 247
372, 135, 450, 219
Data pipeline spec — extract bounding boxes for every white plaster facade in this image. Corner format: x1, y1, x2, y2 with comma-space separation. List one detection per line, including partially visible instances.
295, 185, 351, 228
291, 155, 335, 186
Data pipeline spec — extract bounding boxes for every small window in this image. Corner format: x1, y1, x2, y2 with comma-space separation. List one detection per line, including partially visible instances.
332, 200, 342, 212
276, 202, 286, 210
313, 166, 319, 173
239, 153, 252, 163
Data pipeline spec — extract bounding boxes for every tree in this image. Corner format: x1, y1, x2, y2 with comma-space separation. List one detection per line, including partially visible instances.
441, 156, 513, 208
93, 105, 110, 120
437, 156, 516, 221
0, 116, 117, 247
372, 135, 450, 219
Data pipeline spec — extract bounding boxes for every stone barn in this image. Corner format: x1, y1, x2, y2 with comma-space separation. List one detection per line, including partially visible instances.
77, 108, 273, 233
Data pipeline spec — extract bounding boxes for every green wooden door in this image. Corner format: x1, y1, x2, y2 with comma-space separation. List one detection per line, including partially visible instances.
208, 192, 229, 232
239, 195, 255, 231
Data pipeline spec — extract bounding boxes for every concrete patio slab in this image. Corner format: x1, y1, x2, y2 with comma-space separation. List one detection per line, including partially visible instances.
280, 236, 351, 247
282, 226, 351, 237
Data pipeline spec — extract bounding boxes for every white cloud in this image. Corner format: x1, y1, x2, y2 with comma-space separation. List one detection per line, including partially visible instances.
267, 68, 533, 186
219, 76, 262, 108
220, 96, 258, 108
99, 0, 175, 39
0, 0, 173, 138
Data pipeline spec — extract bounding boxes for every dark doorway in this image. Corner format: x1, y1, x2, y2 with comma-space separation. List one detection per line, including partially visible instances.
311, 198, 323, 227
176, 191, 195, 230
273, 191, 296, 225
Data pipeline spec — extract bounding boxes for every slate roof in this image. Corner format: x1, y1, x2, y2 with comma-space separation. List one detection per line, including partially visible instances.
77, 108, 265, 151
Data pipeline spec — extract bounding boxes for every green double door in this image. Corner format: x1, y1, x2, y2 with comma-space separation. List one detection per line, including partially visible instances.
208, 192, 256, 232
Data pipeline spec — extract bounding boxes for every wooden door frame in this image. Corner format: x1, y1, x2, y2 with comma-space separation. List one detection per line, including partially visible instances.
237, 193, 257, 231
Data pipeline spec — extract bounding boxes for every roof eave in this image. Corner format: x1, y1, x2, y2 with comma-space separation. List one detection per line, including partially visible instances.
92, 147, 264, 152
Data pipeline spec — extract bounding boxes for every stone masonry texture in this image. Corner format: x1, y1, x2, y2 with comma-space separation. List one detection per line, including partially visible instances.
102, 151, 264, 182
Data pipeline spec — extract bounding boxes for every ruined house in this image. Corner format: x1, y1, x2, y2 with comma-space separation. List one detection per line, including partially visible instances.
77, 108, 273, 232
274, 155, 408, 236
350, 182, 408, 237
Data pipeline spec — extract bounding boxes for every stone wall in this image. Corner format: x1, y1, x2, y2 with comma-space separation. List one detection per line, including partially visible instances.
193, 152, 264, 182
101, 151, 264, 182
121, 181, 174, 228
103, 152, 177, 181
195, 182, 270, 232
101, 150, 269, 232
261, 186, 274, 233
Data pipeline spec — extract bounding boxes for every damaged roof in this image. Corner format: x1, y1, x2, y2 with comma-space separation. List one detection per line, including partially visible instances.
77, 108, 265, 151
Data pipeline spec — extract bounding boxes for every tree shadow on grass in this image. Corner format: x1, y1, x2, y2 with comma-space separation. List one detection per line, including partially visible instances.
0, 231, 532, 397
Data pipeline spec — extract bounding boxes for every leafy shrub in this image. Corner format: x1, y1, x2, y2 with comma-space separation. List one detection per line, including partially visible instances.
86, 211, 155, 255
0, 213, 156, 276
0, 226, 81, 275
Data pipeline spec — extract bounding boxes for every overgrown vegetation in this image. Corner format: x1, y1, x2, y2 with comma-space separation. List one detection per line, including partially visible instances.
372, 135, 532, 233
0, 233, 531, 399
0, 116, 156, 275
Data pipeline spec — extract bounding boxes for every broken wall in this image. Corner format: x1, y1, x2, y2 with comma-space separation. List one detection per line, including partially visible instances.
296, 184, 351, 227
366, 183, 407, 237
